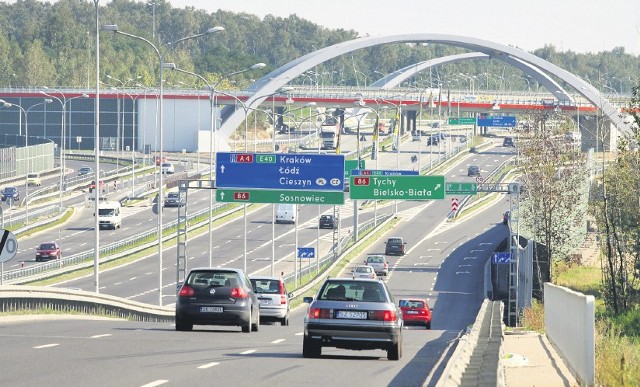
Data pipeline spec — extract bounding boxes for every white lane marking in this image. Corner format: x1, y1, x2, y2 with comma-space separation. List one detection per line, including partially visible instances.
140, 381, 168, 387
34, 343, 59, 349
129, 277, 137, 281
295, 332, 304, 336
114, 282, 122, 286
90, 334, 112, 338
240, 349, 256, 355
197, 362, 220, 369
464, 256, 478, 260
271, 339, 285, 344
470, 249, 484, 253
479, 242, 494, 246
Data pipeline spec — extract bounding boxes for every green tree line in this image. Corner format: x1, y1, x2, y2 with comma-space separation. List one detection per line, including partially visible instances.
0, 0, 639, 93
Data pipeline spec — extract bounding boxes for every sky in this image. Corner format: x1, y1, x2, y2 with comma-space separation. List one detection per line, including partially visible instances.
165, 0, 640, 55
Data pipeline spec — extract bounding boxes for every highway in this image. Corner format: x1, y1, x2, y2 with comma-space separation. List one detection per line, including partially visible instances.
0, 132, 516, 385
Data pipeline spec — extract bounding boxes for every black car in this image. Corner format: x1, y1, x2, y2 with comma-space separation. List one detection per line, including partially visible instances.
426, 135, 439, 146
385, 237, 406, 256
303, 278, 403, 360
503, 137, 515, 147
175, 268, 260, 332
1, 187, 20, 202
164, 192, 185, 207
467, 165, 481, 177
319, 214, 337, 229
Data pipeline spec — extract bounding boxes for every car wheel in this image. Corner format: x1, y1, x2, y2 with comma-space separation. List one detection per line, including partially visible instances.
251, 307, 259, 332
302, 335, 321, 358
242, 309, 252, 333
175, 318, 193, 331
387, 335, 402, 360
425, 321, 431, 330
35, 257, 40, 262
281, 313, 289, 326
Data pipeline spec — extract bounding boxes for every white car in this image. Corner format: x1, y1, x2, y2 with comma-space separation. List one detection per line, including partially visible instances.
352, 265, 377, 280
160, 162, 175, 174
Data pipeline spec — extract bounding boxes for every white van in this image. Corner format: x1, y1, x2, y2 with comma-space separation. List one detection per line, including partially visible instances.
275, 204, 297, 224
96, 201, 122, 230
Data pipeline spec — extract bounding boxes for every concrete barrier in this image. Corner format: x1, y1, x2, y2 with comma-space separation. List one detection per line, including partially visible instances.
544, 283, 595, 386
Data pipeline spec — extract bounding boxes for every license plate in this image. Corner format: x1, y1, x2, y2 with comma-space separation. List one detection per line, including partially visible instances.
200, 306, 223, 313
259, 299, 271, 305
407, 311, 418, 314
336, 310, 367, 319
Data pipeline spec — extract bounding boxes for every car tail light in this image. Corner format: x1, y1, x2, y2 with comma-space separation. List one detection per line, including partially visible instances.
179, 286, 194, 297
280, 295, 287, 305
372, 310, 397, 322
231, 287, 248, 298
384, 262, 388, 269
278, 281, 285, 295
308, 307, 331, 319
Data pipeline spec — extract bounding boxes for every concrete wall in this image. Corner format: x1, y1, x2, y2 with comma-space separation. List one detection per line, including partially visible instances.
544, 283, 595, 386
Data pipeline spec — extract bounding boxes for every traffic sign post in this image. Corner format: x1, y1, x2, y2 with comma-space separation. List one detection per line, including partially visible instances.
492, 252, 511, 264
477, 116, 517, 127
216, 152, 345, 191
351, 169, 419, 176
216, 189, 345, 205
349, 175, 445, 200
0, 229, 17, 263
297, 247, 315, 259
446, 182, 478, 195
448, 117, 476, 125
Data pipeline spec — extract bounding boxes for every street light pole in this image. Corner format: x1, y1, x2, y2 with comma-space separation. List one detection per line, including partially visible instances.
93, 0, 101, 294
102, 24, 224, 305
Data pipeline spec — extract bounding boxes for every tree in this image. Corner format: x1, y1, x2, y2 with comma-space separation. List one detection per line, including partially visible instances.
518, 110, 589, 289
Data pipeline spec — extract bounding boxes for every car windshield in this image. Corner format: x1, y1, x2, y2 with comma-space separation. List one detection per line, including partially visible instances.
168, 193, 179, 198
161, 163, 172, 167
27, 174, 37, 178
3, 188, 17, 193
251, 278, 283, 294
319, 280, 386, 302
39, 243, 56, 250
187, 270, 242, 287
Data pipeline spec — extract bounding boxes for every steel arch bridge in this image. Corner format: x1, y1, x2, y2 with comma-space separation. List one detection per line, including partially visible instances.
219, 33, 627, 143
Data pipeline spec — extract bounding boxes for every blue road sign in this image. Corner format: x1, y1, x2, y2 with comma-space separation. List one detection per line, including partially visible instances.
297, 247, 315, 259
351, 169, 419, 176
216, 152, 345, 191
492, 252, 511, 264
477, 116, 517, 127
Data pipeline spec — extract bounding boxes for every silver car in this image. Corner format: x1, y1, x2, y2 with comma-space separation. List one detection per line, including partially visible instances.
249, 276, 292, 326
303, 278, 403, 360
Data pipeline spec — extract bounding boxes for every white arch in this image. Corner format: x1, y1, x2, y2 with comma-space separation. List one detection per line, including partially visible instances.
220, 34, 627, 140
369, 52, 572, 103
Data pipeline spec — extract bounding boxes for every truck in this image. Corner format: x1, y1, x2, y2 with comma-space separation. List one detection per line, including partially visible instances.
96, 201, 122, 230
320, 116, 340, 150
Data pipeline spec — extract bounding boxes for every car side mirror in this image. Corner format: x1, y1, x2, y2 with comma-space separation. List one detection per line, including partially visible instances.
288, 292, 294, 298
303, 296, 313, 303
176, 282, 183, 291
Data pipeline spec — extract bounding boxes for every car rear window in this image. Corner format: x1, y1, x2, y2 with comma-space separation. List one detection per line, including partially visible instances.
187, 271, 241, 287
400, 300, 424, 308
367, 256, 384, 263
251, 278, 284, 294
39, 243, 56, 250
319, 280, 386, 302
388, 238, 402, 244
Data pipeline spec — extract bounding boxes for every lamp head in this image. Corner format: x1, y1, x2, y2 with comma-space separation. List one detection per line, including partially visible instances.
162, 63, 177, 70
44, 99, 53, 103
102, 24, 118, 32
250, 63, 267, 70
206, 26, 225, 34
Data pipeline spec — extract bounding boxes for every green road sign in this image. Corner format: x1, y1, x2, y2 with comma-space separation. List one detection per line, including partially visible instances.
448, 117, 476, 125
216, 189, 345, 205
344, 159, 365, 178
349, 175, 445, 200
446, 182, 478, 195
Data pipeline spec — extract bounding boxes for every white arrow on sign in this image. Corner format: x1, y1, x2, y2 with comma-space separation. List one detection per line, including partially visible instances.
0, 229, 18, 263
219, 192, 225, 200
220, 165, 226, 173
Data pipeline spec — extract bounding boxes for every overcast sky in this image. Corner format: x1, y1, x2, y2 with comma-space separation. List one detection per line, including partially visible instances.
166, 0, 640, 55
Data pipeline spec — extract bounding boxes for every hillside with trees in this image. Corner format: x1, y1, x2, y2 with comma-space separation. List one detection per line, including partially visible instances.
0, 0, 639, 93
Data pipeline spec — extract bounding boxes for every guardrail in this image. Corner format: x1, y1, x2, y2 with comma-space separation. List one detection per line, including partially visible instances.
436, 299, 505, 386
0, 285, 174, 322
544, 283, 595, 386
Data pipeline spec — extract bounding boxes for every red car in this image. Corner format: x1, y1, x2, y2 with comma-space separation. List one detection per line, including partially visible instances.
154, 155, 167, 166
399, 298, 432, 329
35, 242, 61, 262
